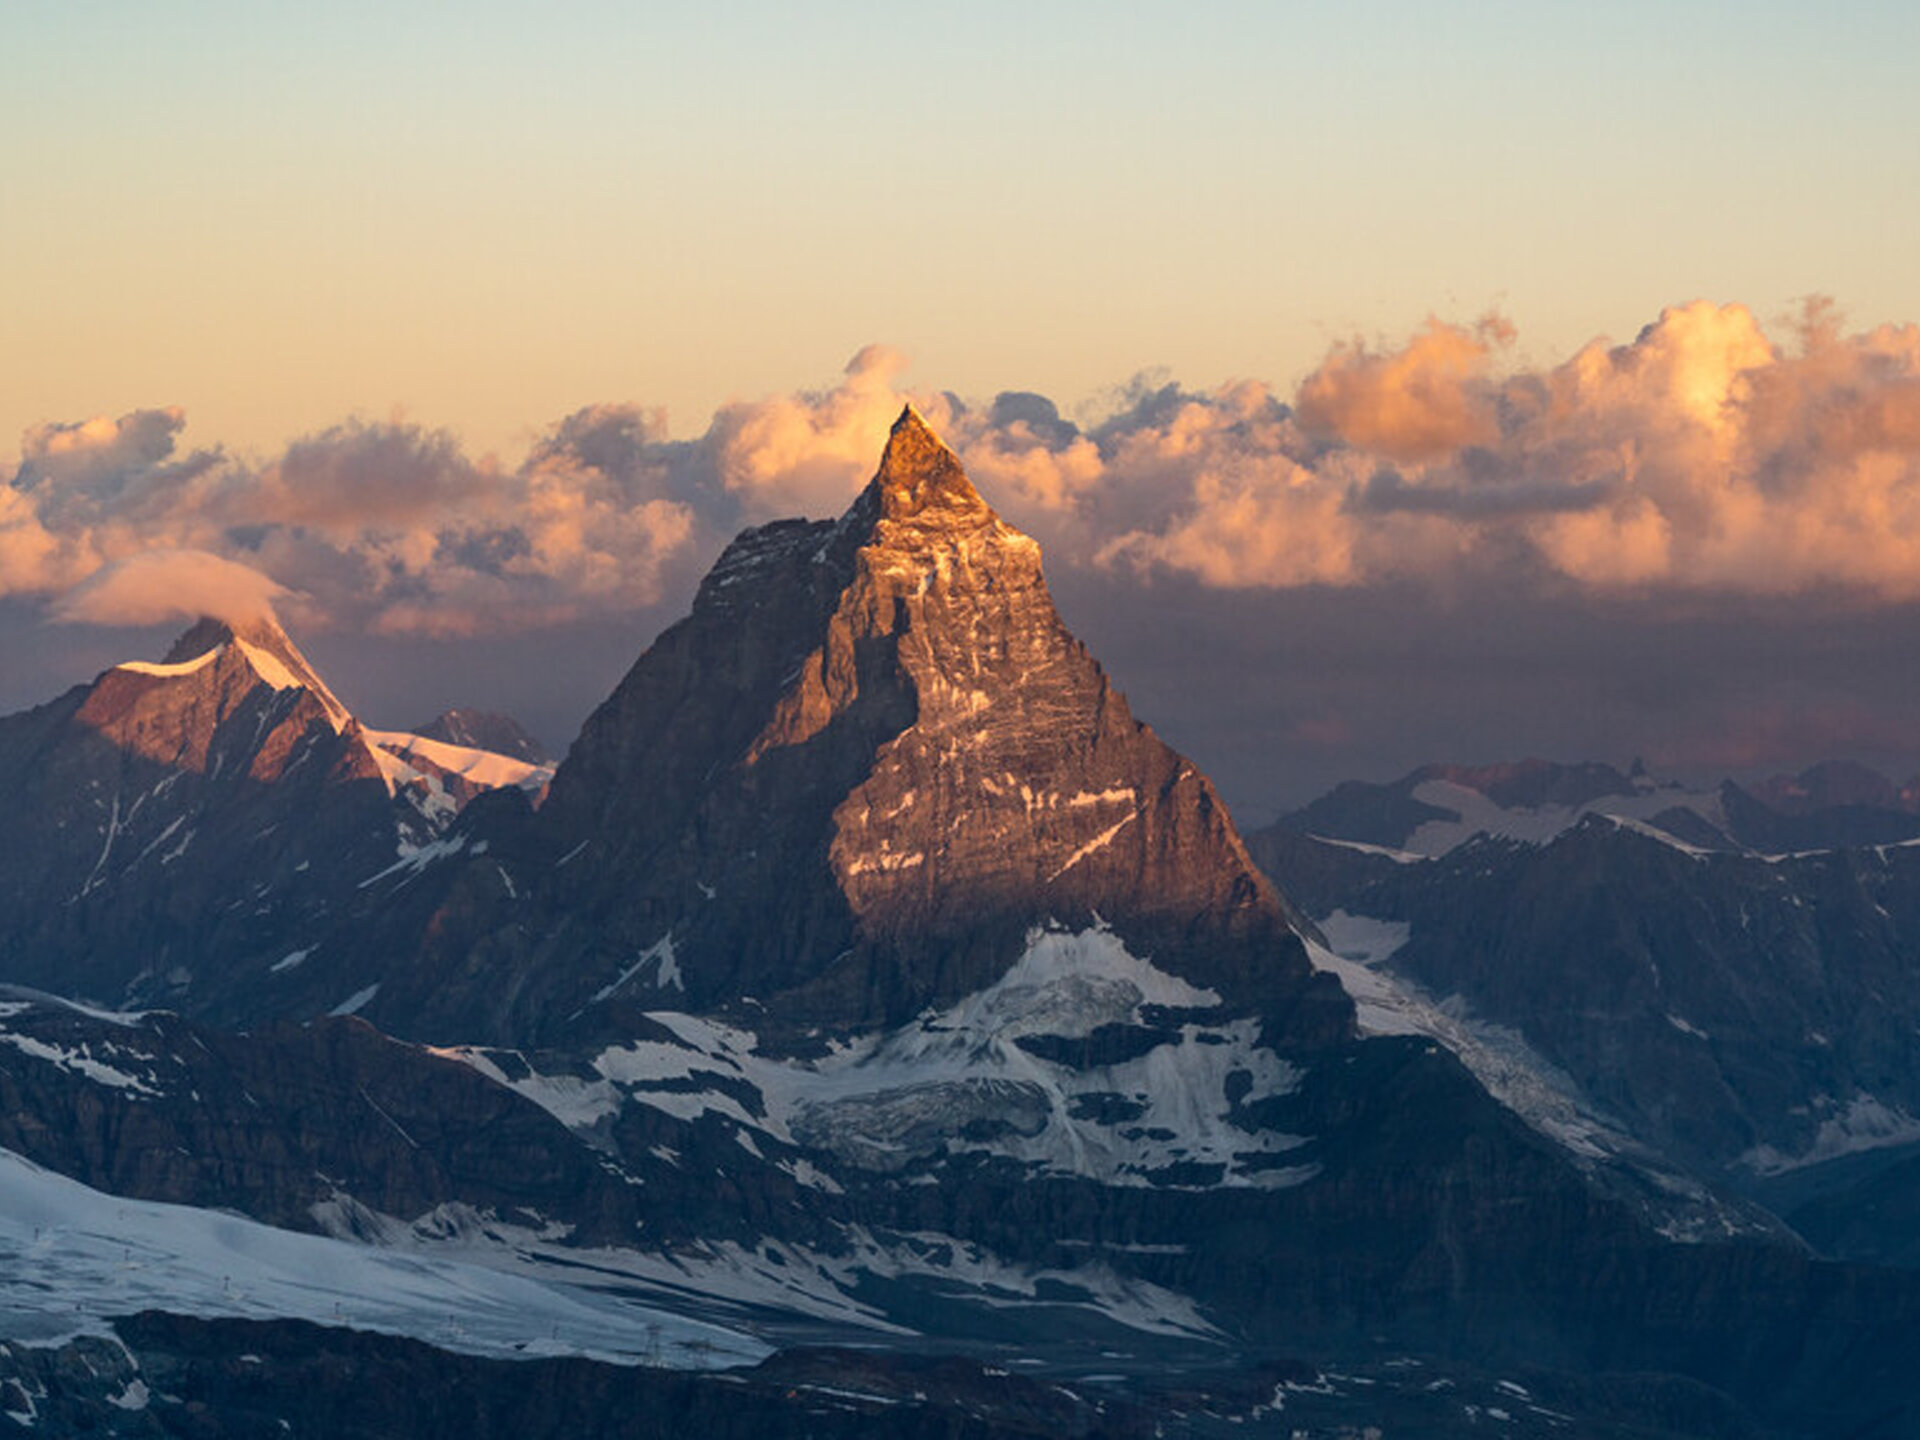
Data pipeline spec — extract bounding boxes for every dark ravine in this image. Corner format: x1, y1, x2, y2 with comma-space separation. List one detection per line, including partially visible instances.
2, 1312, 1843, 1439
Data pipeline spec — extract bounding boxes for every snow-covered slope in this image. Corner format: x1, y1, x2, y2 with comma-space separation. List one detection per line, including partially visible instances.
446, 923, 1315, 1193
1297, 912, 1767, 1242
0, 1146, 763, 1367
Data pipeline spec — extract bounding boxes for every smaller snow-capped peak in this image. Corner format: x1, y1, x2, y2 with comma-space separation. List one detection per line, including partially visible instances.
104, 616, 555, 818
412, 709, 552, 765
145, 614, 355, 732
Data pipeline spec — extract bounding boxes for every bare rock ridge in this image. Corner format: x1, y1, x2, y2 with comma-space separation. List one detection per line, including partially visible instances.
397, 407, 1346, 1045
414, 708, 552, 765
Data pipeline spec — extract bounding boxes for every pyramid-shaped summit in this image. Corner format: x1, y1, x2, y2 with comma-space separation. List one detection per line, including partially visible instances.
868, 404, 984, 518
402, 409, 1346, 1047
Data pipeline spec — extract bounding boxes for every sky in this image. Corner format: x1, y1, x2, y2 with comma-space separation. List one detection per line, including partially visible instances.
5, 2, 1920, 818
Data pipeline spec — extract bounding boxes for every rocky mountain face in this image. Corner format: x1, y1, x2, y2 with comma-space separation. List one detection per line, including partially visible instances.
373, 407, 1343, 1047
0, 613, 549, 1016
1253, 768, 1920, 1278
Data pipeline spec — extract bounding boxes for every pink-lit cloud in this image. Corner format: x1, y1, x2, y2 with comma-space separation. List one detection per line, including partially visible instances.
709, 345, 959, 521
1295, 315, 1508, 463
7, 407, 701, 638
51, 548, 289, 628
1077, 300, 1920, 599
13, 302, 1920, 650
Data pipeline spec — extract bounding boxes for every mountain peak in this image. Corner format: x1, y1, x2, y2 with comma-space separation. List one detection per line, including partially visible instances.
155, 614, 352, 732
868, 405, 984, 524
494, 407, 1341, 1046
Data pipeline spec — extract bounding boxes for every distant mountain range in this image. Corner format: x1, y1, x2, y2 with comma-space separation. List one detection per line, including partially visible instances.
1251, 755, 1920, 1280
4, 413, 1920, 1438
1268, 755, 1920, 857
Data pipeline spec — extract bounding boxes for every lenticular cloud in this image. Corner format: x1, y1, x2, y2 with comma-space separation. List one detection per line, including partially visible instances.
10, 298, 1920, 639
52, 549, 290, 629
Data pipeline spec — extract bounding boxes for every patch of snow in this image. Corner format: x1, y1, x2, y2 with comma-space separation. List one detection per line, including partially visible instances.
590, 935, 682, 1004
364, 730, 554, 793
1301, 835, 1425, 863
1304, 913, 1625, 1161
1391, 778, 1732, 859
232, 637, 353, 732
653, 939, 684, 992
1304, 912, 1760, 1242
134, 815, 188, 866
359, 834, 468, 888
1046, 812, 1137, 883
0, 989, 146, 1027
76, 793, 122, 899
0, 1033, 160, 1095
159, 824, 195, 865
596, 925, 1310, 1189
328, 985, 379, 1018
362, 740, 429, 802
114, 650, 220, 679
1740, 1094, 1920, 1175
843, 849, 925, 877
435, 1049, 623, 1133
231, 638, 301, 692
1608, 814, 1714, 858
778, 1158, 845, 1194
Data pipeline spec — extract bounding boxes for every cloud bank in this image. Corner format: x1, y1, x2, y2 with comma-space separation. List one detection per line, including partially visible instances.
8, 300, 1920, 802
8, 298, 1920, 636
1089, 300, 1920, 599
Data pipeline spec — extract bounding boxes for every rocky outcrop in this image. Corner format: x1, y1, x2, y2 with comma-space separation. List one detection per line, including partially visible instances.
0, 995, 651, 1242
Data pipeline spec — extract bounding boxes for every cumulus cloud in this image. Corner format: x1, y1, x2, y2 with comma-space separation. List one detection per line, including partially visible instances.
13, 407, 226, 532
709, 344, 955, 521
14, 302, 1920, 649
1295, 315, 1507, 463
4, 403, 707, 637
1015, 299, 1920, 600
0, 485, 77, 595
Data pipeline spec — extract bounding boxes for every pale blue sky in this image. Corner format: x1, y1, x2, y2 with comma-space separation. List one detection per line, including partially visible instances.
5, 1, 1916, 458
